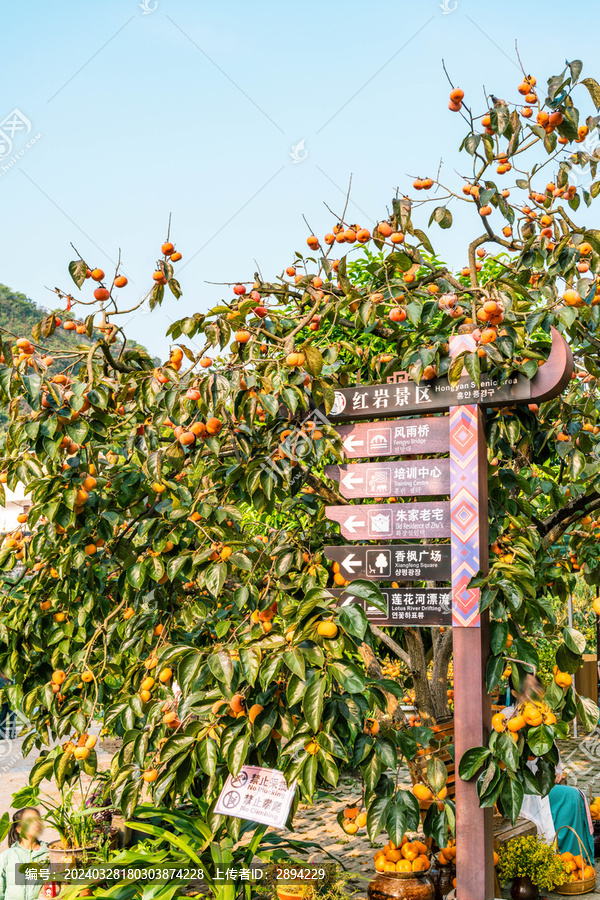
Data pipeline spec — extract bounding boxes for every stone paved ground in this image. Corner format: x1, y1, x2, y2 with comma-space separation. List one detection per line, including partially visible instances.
1, 730, 600, 897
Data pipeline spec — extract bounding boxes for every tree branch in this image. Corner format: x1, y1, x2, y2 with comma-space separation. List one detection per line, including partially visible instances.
370, 624, 412, 667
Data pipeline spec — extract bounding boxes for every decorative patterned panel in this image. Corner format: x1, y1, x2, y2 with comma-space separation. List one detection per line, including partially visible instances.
450, 405, 482, 627
449, 333, 482, 628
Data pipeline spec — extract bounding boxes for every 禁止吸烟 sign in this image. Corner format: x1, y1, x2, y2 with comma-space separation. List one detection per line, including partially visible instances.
214, 766, 296, 829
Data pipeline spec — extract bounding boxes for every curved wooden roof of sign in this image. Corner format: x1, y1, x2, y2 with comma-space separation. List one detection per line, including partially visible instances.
528, 326, 574, 404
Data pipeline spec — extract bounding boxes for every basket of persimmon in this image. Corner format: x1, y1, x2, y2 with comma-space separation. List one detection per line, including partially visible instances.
374, 837, 431, 875
555, 851, 596, 895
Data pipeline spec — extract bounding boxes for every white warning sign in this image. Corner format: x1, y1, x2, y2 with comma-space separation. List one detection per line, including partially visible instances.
214, 765, 297, 829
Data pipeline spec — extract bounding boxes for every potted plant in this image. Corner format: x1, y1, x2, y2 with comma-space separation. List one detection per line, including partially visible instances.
12, 781, 116, 866
497, 835, 568, 900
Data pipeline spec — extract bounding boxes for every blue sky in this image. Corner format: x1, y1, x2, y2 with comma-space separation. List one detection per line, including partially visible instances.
1, 0, 599, 356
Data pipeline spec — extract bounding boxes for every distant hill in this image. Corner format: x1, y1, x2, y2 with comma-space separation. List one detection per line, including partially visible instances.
0, 283, 155, 434
0, 283, 93, 354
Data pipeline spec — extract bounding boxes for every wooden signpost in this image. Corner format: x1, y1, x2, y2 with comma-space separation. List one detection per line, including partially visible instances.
330, 586, 452, 626
325, 459, 450, 499
324, 543, 452, 581
326, 501, 450, 540
335, 415, 450, 458
322, 328, 573, 900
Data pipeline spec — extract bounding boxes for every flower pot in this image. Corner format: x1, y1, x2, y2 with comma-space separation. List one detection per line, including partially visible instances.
47, 841, 98, 867
368, 871, 435, 900
510, 875, 540, 900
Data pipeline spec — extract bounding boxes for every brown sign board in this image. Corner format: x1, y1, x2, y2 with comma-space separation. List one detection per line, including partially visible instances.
328, 328, 573, 423
326, 501, 450, 540
329, 371, 528, 422
325, 459, 450, 499
324, 544, 451, 581
336, 416, 450, 459
330, 587, 452, 626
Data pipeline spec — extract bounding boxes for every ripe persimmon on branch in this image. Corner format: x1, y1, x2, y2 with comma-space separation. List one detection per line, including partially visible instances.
0, 55, 599, 841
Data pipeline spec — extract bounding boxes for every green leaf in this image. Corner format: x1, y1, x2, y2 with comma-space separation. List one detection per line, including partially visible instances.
208, 650, 233, 685
386, 799, 407, 846
490, 622, 509, 655
464, 351, 480, 386
239, 647, 262, 686
227, 732, 250, 776
486, 654, 505, 693
495, 731, 519, 772
423, 803, 446, 847
367, 794, 391, 843
374, 736, 397, 770
362, 752, 383, 793
500, 775, 524, 825
169, 278, 182, 299
302, 677, 326, 733
568, 60, 583, 83
126, 563, 145, 589
556, 643, 582, 674
429, 207, 453, 229
563, 626, 586, 655
204, 563, 226, 597
575, 694, 600, 731
329, 662, 365, 694
526, 724, 554, 757
448, 353, 466, 387
427, 756, 447, 793
458, 746, 490, 780
337, 580, 386, 614
338, 604, 368, 639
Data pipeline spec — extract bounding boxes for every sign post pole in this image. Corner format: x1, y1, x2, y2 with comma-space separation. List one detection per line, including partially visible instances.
449, 402, 494, 900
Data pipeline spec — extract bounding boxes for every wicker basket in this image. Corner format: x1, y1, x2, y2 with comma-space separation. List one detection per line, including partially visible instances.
553, 825, 596, 896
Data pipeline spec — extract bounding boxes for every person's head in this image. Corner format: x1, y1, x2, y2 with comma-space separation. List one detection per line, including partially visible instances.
8, 808, 43, 845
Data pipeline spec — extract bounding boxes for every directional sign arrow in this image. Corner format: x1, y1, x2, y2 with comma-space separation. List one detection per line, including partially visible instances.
324, 544, 451, 581
325, 459, 450, 499
340, 470, 364, 490
342, 433, 365, 453
326, 501, 451, 539
343, 514, 366, 533
341, 554, 362, 573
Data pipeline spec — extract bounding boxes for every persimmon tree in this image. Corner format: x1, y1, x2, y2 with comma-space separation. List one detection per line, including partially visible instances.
1, 57, 600, 841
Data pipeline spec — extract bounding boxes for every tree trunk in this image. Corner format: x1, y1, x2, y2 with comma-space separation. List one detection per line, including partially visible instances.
368, 626, 452, 726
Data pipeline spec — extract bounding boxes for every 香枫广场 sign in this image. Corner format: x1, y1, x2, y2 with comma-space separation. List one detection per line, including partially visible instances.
324, 544, 451, 581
